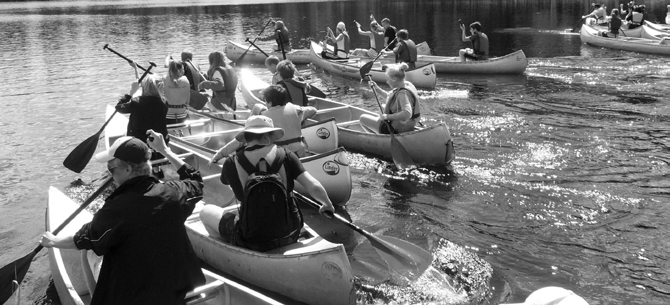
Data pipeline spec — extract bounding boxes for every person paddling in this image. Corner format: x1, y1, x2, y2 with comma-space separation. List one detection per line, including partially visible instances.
387, 29, 417, 69
40, 132, 205, 304
199, 115, 335, 252
259, 20, 292, 52
459, 21, 489, 62
353, 19, 385, 58
359, 63, 421, 135
323, 22, 350, 59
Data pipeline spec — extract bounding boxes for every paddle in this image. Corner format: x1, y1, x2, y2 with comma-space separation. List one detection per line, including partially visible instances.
571, 17, 585, 33
359, 37, 397, 79
63, 62, 157, 173
367, 77, 414, 168
278, 32, 287, 60
294, 192, 432, 281
0, 177, 114, 304
104, 44, 154, 74
235, 18, 275, 66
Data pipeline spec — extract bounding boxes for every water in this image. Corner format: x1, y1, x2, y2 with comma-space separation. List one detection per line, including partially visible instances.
0, 0, 669, 304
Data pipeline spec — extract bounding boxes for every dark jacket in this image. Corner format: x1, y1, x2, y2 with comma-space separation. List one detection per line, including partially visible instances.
116, 95, 169, 143
73, 164, 205, 305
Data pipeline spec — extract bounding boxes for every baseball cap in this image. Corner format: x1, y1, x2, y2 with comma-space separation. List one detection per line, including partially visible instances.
94, 136, 151, 164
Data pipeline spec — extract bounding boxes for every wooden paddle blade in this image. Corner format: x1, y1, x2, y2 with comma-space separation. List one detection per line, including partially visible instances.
372, 235, 433, 281
0, 250, 37, 303
359, 61, 374, 79
63, 131, 101, 173
390, 133, 414, 168
307, 85, 327, 98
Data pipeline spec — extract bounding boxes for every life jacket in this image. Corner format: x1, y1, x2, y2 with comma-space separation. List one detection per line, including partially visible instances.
278, 77, 309, 106
384, 84, 421, 132
183, 61, 203, 91
275, 28, 291, 50
631, 12, 643, 24
335, 32, 350, 58
233, 147, 303, 252
396, 39, 417, 64
163, 75, 190, 119
207, 65, 238, 110
262, 103, 305, 151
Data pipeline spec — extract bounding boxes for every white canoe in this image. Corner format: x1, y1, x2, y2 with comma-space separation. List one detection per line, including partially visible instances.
239, 69, 455, 166
644, 20, 670, 32
413, 49, 527, 74
165, 145, 357, 305
309, 41, 437, 89
580, 24, 670, 56
46, 187, 286, 305
225, 40, 312, 65
104, 105, 351, 206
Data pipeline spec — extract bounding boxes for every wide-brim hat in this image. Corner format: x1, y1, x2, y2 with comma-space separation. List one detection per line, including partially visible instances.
234, 115, 285, 143
94, 136, 150, 164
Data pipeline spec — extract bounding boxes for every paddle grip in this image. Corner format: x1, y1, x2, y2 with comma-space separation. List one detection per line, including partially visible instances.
104, 44, 154, 74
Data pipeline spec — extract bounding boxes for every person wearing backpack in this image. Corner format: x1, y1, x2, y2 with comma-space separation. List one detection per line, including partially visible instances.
199, 115, 335, 252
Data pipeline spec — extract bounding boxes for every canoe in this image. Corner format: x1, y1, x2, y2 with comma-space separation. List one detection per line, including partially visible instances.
644, 20, 670, 32
104, 105, 351, 206
309, 41, 437, 89
46, 187, 286, 305
412, 49, 527, 74
580, 24, 670, 56
239, 68, 455, 166
164, 143, 357, 305
639, 24, 670, 40
225, 40, 312, 65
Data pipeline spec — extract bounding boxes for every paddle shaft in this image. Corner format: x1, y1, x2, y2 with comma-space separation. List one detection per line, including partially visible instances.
246, 38, 269, 57
359, 37, 397, 78
278, 32, 287, 60
104, 44, 153, 74
236, 19, 274, 64
368, 79, 394, 131
294, 192, 378, 241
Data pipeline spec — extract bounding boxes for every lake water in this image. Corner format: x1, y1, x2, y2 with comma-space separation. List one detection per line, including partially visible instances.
0, 0, 669, 304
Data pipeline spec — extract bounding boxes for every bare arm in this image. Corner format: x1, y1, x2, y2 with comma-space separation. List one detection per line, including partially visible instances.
460, 24, 469, 42
40, 231, 77, 249
295, 172, 335, 214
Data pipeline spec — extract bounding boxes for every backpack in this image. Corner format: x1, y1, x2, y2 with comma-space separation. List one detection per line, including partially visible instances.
233, 147, 303, 252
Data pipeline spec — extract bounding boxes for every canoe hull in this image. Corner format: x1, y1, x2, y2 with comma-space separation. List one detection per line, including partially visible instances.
414, 50, 527, 74
580, 24, 670, 56
309, 41, 437, 89
225, 40, 312, 65
46, 187, 286, 305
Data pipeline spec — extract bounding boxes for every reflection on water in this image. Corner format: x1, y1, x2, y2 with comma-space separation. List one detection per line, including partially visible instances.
1, 0, 670, 304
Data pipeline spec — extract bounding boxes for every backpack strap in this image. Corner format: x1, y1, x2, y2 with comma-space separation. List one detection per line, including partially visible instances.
234, 147, 288, 188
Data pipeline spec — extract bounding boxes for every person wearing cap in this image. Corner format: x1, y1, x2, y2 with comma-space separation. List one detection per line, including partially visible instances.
40, 131, 205, 305
208, 85, 316, 160
199, 115, 335, 250
259, 20, 292, 52
353, 19, 386, 58
323, 21, 350, 59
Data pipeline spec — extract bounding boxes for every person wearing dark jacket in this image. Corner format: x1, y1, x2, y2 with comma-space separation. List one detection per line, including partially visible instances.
40, 131, 205, 305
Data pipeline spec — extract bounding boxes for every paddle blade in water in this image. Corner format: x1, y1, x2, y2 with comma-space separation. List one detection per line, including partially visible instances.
63, 132, 101, 173
359, 61, 374, 79
0, 250, 37, 303
370, 235, 433, 282
352, 240, 392, 284
390, 134, 414, 168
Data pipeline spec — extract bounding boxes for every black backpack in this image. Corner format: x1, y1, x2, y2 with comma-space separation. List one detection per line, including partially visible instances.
233, 147, 303, 252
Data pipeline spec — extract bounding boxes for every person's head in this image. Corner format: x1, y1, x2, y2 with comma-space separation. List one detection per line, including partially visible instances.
384, 62, 408, 87
140, 74, 163, 98
95, 136, 152, 185
208, 51, 227, 68
593, 4, 601, 9
263, 84, 288, 107
168, 60, 185, 83
381, 18, 391, 29
396, 29, 409, 40
470, 21, 482, 33
611, 8, 620, 17
276, 60, 297, 80
234, 115, 285, 146
265, 55, 280, 73
370, 20, 380, 31
667, 4, 670, 11
275, 20, 285, 30
181, 49, 193, 62
336, 22, 346, 33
